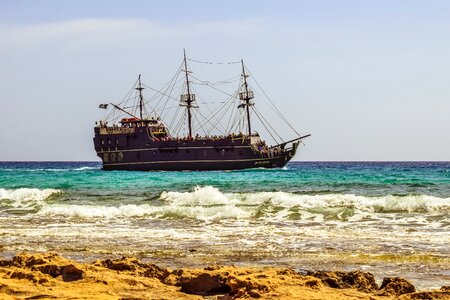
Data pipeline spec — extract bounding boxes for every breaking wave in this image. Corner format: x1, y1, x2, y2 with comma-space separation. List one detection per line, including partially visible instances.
0, 188, 60, 202
4, 186, 443, 221
0, 188, 61, 212
161, 186, 450, 213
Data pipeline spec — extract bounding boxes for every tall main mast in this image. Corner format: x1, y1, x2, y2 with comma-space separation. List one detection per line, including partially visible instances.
136, 74, 144, 119
240, 59, 253, 137
181, 49, 195, 138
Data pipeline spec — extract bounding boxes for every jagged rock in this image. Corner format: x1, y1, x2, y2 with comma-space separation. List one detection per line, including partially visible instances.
142, 265, 169, 280
399, 289, 450, 299
61, 264, 83, 282
98, 257, 138, 272
2, 253, 84, 282
0, 259, 11, 267
96, 257, 168, 280
8, 269, 49, 284
179, 273, 231, 296
304, 277, 323, 289
277, 269, 296, 276
32, 264, 61, 278
379, 277, 415, 296
1, 254, 446, 300
224, 274, 272, 297
307, 270, 378, 293
396, 286, 450, 299
247, 290, 261, 298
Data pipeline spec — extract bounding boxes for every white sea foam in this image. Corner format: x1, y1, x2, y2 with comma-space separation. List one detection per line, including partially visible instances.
160, 186, 450, 213
6, 186, 448, 221
160, 186, 249, 220
38, 201, 248, 221
38, 186, 249, 221
73, 166, 99, 171
0, 188, 61, 209
39, 204, 156, 218
161, 186, 240, 206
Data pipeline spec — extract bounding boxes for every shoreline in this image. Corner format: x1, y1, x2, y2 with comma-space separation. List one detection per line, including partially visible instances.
0, 252, 448, 300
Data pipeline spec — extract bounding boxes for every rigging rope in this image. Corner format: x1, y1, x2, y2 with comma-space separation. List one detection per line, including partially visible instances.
252, 106, 283, 143
246, 68, 303, 137
100, 57, 302, 143
187, 58, 241, 65
189, 74, 235, 97
142, 83, 180, 102
190, 75, 240, 86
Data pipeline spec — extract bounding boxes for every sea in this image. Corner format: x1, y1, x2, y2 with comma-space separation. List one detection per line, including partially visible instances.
0, 161, 449, 289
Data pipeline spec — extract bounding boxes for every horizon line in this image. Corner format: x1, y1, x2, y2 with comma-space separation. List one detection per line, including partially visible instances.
1, 160, 449, 163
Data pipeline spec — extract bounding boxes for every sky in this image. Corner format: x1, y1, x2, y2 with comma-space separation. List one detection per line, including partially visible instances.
0, 0, 449, 161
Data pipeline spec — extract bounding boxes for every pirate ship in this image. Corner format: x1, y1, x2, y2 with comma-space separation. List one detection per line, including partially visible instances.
93, 51, 310, 171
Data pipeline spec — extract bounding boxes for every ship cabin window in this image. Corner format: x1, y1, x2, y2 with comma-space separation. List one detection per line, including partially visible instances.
118, 152, 123, 161
103, 153, 109, 162
111, 153, 116, 162
220, 149, 226, 157
101, 139, 104, 145
115, 138, 119, 145
203, 150, 208, 156
108, 139, 111, 145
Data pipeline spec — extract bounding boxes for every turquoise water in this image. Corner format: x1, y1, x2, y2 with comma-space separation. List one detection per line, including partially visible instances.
0, 161, 449, 289
1, 161, 449, 194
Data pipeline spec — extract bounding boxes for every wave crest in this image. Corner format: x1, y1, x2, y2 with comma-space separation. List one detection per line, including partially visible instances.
0, 188, 61, 212
0, 188, 60, 202
2, 186, 448, 221
160, 186, 450, 213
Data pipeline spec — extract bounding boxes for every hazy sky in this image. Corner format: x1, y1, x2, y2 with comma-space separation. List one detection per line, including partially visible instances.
1, 0, 449, 161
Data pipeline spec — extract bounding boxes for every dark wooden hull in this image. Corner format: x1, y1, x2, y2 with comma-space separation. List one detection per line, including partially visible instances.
101, 154, 292, 171
93, 127, 298, 171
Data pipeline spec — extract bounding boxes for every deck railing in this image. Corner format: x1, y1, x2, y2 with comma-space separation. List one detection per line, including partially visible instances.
99, 127, 136, 135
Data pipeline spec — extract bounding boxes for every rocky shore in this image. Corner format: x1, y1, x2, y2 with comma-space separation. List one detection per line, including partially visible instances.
0, 253, 448, 299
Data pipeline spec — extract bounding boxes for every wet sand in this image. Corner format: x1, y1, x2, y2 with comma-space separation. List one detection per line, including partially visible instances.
0, 252, 448, 299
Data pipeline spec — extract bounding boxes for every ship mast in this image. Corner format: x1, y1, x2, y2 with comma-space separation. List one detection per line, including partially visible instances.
136, 74, 144, 119
181, 49, 195, 138
240, 59, 254, 137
